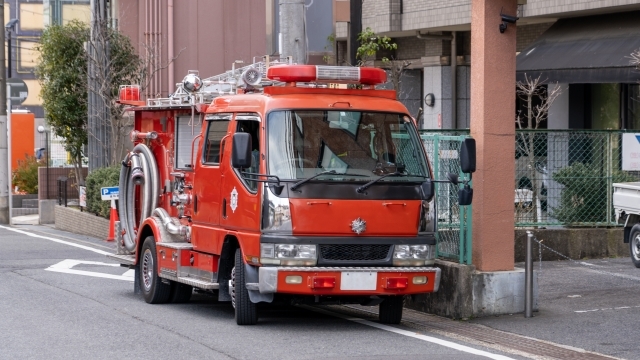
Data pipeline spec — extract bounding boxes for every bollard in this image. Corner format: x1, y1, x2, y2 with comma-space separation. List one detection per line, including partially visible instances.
525, 231, 534, 318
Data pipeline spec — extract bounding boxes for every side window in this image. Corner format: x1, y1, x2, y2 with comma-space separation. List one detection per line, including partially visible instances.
175, 115, 200, 169
236, 114, 261, 191
203, 115, 231, 164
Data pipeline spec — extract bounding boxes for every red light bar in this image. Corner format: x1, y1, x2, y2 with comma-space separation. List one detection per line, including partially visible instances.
384, 277, 408, 289
311, 276, 336, 289
267, 65, 386, 85
119, 85, 140, 101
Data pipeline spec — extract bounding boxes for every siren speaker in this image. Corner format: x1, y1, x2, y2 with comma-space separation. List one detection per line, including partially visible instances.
242, 67, 262, 86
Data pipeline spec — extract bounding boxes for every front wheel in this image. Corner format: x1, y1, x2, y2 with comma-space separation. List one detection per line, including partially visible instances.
140, 236, 171, 304
629, 224, 640, 268
379, 296, 404, 324
231, 248, 258, 325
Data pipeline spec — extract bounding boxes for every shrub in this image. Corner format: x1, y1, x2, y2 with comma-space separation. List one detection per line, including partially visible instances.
86, 166, 120, 218
552, 163, 637, 224
13, 155, 40, 194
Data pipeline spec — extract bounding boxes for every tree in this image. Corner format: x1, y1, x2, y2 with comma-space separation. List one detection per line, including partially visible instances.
35, 20, 90, 185
515, 74, 561, 223
356, 27, 412, 104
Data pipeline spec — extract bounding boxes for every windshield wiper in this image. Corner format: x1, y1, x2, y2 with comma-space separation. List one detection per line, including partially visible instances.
290, 170, 336, 191
356, 172, 428, 193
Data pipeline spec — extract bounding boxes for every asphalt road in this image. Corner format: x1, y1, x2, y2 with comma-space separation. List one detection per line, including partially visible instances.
3, 222, 634, 360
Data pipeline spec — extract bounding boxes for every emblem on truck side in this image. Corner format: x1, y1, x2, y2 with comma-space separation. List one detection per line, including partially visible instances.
351, 218, 366, 234
230, 187, 238, 213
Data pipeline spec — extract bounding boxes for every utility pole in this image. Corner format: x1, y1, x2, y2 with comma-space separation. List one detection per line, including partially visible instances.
279, 0, 306, 64
348, 0, 362, 66
0, 0, 9, 224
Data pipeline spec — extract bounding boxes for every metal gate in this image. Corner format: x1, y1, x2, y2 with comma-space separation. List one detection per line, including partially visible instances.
421, 133, 473, 265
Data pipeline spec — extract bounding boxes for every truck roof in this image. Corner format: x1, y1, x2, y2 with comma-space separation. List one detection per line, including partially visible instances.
206, 87, 411, 116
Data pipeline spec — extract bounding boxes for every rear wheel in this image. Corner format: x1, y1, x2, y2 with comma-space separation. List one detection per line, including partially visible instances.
379, 296, 404, 324
140, 236, 171, 304
629, 224, 640, 268
169, 282, 193, 303
231, 248, 258, 325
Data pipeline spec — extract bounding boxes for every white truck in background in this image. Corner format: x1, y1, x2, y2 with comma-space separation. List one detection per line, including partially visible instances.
613, 182, 640, 267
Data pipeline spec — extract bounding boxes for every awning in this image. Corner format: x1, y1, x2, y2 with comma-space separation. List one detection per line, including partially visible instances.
516, 11, 640, 84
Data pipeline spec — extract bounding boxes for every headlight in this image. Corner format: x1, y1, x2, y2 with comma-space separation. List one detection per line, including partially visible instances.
393, 244, 435, 266
260, 243, 317, 266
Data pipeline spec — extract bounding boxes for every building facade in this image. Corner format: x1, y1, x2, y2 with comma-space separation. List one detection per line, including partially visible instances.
353, 0, 640, 131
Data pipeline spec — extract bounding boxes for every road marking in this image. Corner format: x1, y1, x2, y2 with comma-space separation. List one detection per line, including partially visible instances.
45, 259, 133, 282
0, 225, 110, 256
303, 305, 516, 360
575, 305, 640, 313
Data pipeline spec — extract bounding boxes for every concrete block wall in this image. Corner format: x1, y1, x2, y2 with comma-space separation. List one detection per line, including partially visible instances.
55, 205, 110, 239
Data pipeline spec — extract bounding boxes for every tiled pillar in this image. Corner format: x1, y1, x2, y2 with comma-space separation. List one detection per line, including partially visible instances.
470, 0, 517, 271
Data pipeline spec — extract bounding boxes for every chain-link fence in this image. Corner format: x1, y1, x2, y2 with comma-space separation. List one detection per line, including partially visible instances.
419, 129, 640, 230
421, 133, 472, 264
515, 130, 640, 226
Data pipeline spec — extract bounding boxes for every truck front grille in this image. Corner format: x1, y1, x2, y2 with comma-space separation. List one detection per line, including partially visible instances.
319, 244, 392, 262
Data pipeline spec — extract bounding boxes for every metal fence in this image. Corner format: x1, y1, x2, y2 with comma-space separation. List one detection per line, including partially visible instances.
421, 133, 473, 264
514, 130, 640, 227
420, 129, 640, 232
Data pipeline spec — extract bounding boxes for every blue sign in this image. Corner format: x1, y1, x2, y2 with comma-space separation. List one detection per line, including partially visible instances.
101, 186, 119, 201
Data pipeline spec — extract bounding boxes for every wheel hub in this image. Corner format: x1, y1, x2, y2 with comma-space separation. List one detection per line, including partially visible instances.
230, 266, 236, 309
142, 248, 153, 292
634, 235, 640, 260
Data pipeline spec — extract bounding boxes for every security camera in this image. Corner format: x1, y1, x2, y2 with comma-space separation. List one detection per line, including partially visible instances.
499, 12, 519, 33
5, 18, 18, 29
501, 14, 518, 23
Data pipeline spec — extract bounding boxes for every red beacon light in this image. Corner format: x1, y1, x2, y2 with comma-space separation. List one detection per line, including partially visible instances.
119, 85, 141, 101
267, 65, 386, 86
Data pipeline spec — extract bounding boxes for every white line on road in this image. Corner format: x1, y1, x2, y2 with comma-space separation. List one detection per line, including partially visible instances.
0, 225, 110, 256
45, 259, 133, 282
575, 305, 640, 313
303, 306, 516, 360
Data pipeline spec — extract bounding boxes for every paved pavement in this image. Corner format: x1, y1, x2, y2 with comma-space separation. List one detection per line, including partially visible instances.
2, 221, 637, 359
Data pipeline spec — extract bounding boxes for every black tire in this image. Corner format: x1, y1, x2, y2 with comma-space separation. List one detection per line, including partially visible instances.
140, 236, 171, 304
629, 224, 640, 268
232, 248, 258, 325
169, 282, 193, 303
379, 296, 404, 324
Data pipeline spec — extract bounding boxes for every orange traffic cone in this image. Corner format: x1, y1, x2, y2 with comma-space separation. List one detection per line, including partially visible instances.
106, 200, 119, 242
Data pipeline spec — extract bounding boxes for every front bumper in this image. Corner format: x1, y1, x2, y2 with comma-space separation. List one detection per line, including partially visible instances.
257, 266, 441, 296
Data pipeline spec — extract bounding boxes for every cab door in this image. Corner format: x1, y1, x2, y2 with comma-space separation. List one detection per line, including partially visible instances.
219, 114, 262, 235
191, 113, 231, 254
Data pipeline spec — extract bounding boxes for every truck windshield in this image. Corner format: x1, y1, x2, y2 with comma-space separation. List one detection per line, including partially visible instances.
267, 110, 429, 182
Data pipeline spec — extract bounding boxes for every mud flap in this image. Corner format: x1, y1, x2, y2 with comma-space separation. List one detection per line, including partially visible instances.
245, 263, 274, 304
134, 265, 141, 295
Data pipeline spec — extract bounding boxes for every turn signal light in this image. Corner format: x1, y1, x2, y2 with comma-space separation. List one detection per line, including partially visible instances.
311, 276, 336, 289
385, 277, 408, 289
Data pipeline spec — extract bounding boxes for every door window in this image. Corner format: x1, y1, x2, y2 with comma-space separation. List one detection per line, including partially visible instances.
202, 114, 231, 164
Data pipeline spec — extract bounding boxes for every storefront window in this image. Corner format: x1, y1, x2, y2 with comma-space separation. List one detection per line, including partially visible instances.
591, 84, 620, 129
628, 85, 640, 130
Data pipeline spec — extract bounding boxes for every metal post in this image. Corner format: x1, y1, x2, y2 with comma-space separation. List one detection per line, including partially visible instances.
45, 131, 49, 199
6, 30, 10, 79
6, 84, 11, 225
525, 230, 534, 318
0, 0, 8, 225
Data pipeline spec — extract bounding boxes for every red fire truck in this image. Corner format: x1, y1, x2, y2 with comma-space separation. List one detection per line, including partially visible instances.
109, 57, 475, 325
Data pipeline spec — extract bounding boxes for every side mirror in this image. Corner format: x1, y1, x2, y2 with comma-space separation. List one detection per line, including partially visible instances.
420, 180, 434, 201
458, 185, 473, 206
460, 138, 476, 174
231, 133, 252, 169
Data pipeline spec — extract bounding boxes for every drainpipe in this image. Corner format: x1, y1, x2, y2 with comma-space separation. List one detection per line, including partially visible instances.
451, 31, 457, 129
167, 0, 176, 94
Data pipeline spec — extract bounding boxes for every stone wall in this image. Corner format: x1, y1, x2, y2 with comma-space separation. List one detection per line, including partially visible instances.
55, 205, 110, 239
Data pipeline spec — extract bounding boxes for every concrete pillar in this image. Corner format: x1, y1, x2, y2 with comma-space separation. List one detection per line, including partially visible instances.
470, 0, 517, 271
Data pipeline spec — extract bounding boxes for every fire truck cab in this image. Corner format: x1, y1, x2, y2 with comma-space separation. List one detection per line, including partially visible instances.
109, 59, 475, 325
